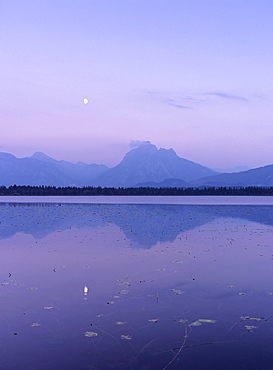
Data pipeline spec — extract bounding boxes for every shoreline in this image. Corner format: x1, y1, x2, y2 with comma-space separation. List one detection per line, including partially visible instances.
0, 195, 273, 205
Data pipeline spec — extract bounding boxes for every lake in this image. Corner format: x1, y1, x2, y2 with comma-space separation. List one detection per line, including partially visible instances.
0, 197, 273, 369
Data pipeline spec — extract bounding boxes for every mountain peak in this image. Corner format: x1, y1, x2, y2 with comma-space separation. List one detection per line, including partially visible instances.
31, 152, 53, 161
158, 147, 177, 157
123, 143, 157, 161
93, 143, 217, 187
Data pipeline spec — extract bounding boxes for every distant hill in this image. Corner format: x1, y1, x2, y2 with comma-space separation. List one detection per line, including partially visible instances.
93, 143, 217, 187
0, 152, 78, 186
213, 165, 249, 173
193, 164, 273, 187
0, 152, 108, 187
31, 152, 108, 184
135, 178, 192, 188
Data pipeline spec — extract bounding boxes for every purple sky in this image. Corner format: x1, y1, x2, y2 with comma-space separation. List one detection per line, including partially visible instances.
1, 1, 273, 169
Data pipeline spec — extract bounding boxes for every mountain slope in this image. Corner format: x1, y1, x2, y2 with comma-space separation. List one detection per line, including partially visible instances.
93, 143, 217, 187
0, 152, 79, 186
2, 145, 272, 188
194, 164, 273, 187
31, 152, 108, 184
135, 178, 192, 188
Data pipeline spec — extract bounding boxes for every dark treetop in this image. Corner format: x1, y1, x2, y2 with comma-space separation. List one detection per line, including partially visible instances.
1, 185, 273, 196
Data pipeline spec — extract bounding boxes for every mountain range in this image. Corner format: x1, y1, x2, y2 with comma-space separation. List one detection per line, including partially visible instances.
0, 151, 108, 187
0, 143, 272, 187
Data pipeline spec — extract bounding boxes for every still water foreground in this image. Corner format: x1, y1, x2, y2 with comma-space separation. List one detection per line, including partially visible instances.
0, 200, 273, 369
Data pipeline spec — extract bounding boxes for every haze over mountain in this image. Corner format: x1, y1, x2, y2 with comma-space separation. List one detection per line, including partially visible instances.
92, 143, 217, 187
0, 143, 272, 188
135, 178, 192, 188
0, 143, 217, 187
194, 165, 273, 187
0, 152, 76, 187
213, 165, 249, 173
0, 152, 108, 187
31, 152, 108, 185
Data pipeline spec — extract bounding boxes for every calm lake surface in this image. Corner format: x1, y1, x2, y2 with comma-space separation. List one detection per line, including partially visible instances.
1, 197, 273, 369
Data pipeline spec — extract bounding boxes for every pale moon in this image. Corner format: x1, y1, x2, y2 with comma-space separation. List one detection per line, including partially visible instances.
83, 98, 89, 104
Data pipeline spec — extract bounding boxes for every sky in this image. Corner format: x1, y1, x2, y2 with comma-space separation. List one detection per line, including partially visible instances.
1, 0, 273, 170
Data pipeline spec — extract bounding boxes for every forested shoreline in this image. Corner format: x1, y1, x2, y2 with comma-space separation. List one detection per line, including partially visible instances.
0, 185, 273, 196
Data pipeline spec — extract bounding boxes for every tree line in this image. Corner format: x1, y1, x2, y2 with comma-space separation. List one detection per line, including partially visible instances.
0, 185, 273, 196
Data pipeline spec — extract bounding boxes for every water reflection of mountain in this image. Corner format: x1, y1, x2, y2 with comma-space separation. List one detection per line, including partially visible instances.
0, 203, 273, 248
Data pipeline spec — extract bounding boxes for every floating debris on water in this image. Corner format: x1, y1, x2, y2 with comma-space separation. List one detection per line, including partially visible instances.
118, 281, 131, 287
240, 316, 263, 321
245, 325, 257, 332
171, 289, 184, 295
189, 320, 203, 327
189, 319, 216, 326
121, 334, 132, 340
84, 331, 98, 337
